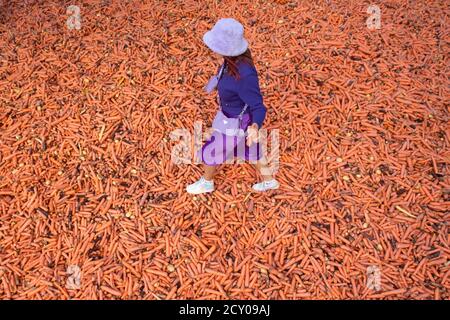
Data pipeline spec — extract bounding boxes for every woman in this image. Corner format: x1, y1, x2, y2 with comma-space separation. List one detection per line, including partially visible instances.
186, 18, 279, 194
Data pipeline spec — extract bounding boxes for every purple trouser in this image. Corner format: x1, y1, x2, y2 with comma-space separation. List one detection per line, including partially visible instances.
198, 112, 263, 166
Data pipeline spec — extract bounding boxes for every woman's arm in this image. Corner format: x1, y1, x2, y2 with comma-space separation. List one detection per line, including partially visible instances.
237, 71, 267, 129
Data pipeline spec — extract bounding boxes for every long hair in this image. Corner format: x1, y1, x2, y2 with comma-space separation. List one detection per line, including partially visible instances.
223, 48, 254, 80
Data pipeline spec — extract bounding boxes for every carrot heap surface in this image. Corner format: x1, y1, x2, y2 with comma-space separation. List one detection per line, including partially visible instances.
0, 0, 448, 300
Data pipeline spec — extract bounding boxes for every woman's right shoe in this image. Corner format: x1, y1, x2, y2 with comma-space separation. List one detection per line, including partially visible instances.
252, 179, 279, 192
186, 177, 215, 194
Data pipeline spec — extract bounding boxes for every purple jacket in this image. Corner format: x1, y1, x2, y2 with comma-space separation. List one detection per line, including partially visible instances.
216, 60, 267, 128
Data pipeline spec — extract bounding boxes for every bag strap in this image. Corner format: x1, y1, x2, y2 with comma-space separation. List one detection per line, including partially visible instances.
238, 104, 248, 118
217, 62, 226, 81
218, 103, 248, 116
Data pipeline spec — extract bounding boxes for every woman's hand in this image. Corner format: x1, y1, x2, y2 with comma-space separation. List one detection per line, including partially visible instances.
246, 123, 259, 147
204, 127, 215, 141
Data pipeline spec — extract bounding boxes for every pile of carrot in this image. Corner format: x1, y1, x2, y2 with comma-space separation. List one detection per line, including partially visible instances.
0, 0, 448, 300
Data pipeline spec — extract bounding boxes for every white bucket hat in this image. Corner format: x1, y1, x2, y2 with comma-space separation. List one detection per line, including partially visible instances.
203, 18, 248, 57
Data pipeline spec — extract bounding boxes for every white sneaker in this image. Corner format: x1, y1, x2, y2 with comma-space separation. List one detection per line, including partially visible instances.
252, 179, 279, 192
186, 176, 215, 194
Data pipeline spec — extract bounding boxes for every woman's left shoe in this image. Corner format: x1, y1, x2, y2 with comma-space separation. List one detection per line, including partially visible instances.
186, 176, 215, 194
252, 179, 279, 192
